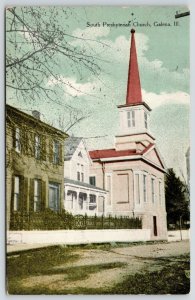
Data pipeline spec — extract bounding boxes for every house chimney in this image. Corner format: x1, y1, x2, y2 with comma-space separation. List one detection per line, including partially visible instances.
32, 110, 41, 120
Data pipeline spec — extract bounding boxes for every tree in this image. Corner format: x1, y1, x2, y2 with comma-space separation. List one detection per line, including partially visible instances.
6, 7, 109, 131
165, 168, 190, 229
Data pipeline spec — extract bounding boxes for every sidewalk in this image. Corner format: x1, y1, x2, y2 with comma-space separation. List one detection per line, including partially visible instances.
7, 243, 52, 254
6, 230, 190, 254
167, 230, 190, 242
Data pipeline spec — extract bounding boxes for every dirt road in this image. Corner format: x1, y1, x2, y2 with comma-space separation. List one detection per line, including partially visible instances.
21, 240, 190, 292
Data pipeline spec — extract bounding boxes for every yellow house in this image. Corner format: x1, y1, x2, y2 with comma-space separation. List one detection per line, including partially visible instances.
6, 105, 68, 230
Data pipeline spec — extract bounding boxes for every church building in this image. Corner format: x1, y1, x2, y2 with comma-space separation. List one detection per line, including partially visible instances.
89, 29, 167, 240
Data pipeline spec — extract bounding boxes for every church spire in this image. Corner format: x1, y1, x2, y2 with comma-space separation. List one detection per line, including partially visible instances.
126, 29, 142, 105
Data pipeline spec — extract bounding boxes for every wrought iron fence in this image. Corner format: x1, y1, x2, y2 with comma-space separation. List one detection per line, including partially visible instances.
10, 209, 142, 230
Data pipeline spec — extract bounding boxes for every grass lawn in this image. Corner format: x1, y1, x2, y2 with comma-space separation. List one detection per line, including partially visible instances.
6, 244, 190, 295
107, 256, 190, 295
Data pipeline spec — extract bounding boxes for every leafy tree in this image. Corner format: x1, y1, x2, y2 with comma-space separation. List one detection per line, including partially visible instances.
165, 168, 190, 228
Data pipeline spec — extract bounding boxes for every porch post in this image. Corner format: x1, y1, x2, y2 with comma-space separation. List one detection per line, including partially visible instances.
64, 186, 67, 210
76, 188, 80, 213
96, 193, 99, 216
86, 192, 90, 214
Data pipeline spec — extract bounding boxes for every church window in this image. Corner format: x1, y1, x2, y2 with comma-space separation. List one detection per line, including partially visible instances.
127, 110, 135, 127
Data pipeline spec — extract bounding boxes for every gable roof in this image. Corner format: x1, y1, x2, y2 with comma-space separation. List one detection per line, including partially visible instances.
89, 143, 166, 172
64, 137, 82, 161
6, 104, 68, 138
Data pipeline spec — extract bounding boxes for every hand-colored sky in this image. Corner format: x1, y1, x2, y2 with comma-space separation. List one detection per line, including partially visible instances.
7, 6, 190, 178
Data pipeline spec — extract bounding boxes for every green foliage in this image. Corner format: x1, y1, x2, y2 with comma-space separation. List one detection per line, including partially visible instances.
165, 169, 190, 227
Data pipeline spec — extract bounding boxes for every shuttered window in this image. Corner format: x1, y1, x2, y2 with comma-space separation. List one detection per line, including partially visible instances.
30, 179, 45, 212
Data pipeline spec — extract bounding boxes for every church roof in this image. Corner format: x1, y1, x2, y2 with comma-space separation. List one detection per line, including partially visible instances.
89, 143, 153, 160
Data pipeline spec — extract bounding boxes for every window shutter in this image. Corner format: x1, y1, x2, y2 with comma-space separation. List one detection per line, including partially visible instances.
41, 135, 47, 161
19, 176, 28, 212
49, 139, 53, 163
41, 180, 46, 210
29, 179, 34, 212
21, 129, 27, 155
23, 177, 28, 212
59, 142, 63, 165
19, 175, 25, 212
24, 129, 29, 155
25, 130, 30, 156
28, 131, 35, 157
12, 128, 16, 149
11, 176, 15, 213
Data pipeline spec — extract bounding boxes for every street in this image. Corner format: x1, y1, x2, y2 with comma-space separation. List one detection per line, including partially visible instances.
7, 240, 190, 294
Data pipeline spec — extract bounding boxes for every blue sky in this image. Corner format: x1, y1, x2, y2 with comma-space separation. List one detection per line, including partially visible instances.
6, 6, 190, 178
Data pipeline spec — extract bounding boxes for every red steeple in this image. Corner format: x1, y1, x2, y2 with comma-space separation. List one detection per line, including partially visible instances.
126, 29, 142, 105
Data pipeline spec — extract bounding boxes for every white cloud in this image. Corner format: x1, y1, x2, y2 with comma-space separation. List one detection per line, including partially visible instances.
86, 33, 149, 62
142, 89, 190, 109
70, 29, 189, 95
48, 29, 189, 110
48, 76, 100, 97
72, 26, 110, 40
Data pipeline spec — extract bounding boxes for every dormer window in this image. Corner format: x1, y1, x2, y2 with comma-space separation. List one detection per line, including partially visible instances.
144, 112, 148, 129
127, 110, 135, 128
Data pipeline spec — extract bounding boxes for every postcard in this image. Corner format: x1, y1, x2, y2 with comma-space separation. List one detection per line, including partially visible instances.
6, 6, 190, 295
